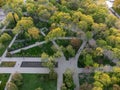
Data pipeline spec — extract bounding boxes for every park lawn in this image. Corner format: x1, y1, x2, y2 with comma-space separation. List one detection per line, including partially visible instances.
0, 74, 10, 90
10, 35, 44, 51
12, 42, 55, 57
19, 74, 57, 90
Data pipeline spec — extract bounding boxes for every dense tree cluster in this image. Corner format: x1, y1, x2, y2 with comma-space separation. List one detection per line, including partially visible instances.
61, 69, 75, 90
113, 0, 120, 14
1, 0, 120, 89
6, 72, 23, 90
80, 68, 120, 90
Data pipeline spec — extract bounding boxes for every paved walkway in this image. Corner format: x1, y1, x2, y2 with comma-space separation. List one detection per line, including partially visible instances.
10, 41, 47, 54
0, 9, 5, 21
0, 34, 18, 64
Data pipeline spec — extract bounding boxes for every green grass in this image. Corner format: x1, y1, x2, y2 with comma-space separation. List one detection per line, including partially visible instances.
10, 36, 44, 51
0, 74, 10, 90
0, 41, 10, 56
12, 42, 55, 57
19, 74, 57, 90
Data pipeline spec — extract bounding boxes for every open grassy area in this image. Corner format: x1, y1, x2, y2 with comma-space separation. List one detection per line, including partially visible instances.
9, 35, 44, 51
19, 74, 57, 90
11, 42, 55, 57
0, 74, 10, 90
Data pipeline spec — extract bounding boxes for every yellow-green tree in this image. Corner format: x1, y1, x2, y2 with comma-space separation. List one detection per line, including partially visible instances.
6, 12, 19, 23
113, 0, 120, 14
28, 27, 40, 39
13, 17, 34, 34
0, 0, 5, 7
45, 27, 66, 40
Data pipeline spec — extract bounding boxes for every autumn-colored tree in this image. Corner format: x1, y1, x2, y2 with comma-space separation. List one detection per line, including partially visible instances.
6, 82, 18, 90
72, 11, 82, 23
28, 27, 40, 39
105, 14, 117, 27
94, 72, 111, 86
113, 0, 120, 14
0, 33, 12, 43
92, 87, 103, 90
81, 14, 94, 26
0, 0, 5, 7
92, 23, 107, 35
5, 12, 20, 28
112, 84, 120, 90
78, 21, 88, 31
50, 11, 71, 24
95, 47, 103, 57
45, 27, 66, 40
113, 67, 120, 72
13, 17, 34, 34
3, 0, 24, 15
11, 72, 23, 87
62, 0, 80, 10
92, 8, 108, 23
37, 2, 57, 20
26, 3, 36, 15
112, 48, 120, 59
80, 82, 93, 90
70, 38, 81, 49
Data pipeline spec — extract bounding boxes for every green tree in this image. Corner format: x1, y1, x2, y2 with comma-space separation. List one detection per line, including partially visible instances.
84, 54, 93, 66
78, 21, 88, 31
63, 69, 75, 89
86, 31, 93, 40
66, 45, 75, 57
0, 33, 12, 43
96, 39, 107, 47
